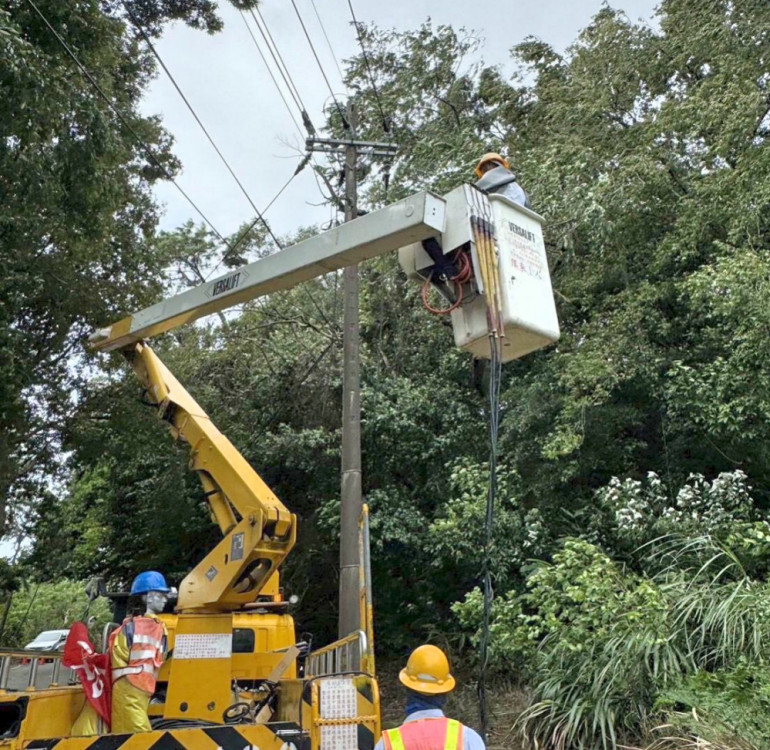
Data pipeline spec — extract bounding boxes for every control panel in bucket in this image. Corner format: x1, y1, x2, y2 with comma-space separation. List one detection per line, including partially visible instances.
398, 185, 559, 362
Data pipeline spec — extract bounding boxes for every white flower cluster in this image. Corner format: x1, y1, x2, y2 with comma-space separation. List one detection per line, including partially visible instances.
598, 470, 754, 536
670, 470, 752, 529
598, 473, 667, 533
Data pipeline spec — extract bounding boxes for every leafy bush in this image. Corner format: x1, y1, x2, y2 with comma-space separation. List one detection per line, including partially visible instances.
655, 661, 770, 748
454, 471, 770, 750
429, 460, 550, 594
456, 539, 680, 748
0, 579, 112, 649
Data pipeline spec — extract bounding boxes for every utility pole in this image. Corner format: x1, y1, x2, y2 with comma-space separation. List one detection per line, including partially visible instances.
339, 101, 361, 639
307, 104, 397, 638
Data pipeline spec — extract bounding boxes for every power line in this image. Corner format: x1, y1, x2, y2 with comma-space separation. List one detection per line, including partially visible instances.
345, 0, 391, 135
205, 157, 335, 341
308, 0, 345, 83
251, 7, 316, 136
289, 0, 349, 130
24, 0, 229, 245
238, 10, 304, 139
238, 8, 342, 211
248, 7, 303, 115
122, 3, 283, 249
206, 165, 300, 280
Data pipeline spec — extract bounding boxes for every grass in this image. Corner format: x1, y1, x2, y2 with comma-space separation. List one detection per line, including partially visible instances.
626, 714, 761, 750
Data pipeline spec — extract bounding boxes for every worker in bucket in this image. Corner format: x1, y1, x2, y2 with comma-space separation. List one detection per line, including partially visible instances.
109, 571, 171, 733
375, 645, 486, 750
474, 152, 530, 208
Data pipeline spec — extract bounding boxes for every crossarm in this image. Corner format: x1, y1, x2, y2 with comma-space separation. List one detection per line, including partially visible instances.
126, 341, 296, 612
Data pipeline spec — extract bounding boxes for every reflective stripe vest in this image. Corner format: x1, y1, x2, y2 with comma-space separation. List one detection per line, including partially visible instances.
108, 616, 166, 695
382, 718, 464, 750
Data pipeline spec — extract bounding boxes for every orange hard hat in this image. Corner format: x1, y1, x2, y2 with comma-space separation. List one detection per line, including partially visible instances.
398, 645, 456, 695
475, 152, 509, 178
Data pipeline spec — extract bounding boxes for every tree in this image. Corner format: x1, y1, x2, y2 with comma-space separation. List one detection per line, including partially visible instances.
0, 0, 260, 533
343, 1, 770, 533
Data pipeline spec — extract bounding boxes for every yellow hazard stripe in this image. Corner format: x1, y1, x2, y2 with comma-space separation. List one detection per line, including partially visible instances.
25, 723, 292, 750
445, 719, 461, 750
383, 728, 405, 750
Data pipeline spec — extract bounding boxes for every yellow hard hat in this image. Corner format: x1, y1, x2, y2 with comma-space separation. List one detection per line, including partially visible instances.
475, 152, 509, 178
399, 645, 456, 695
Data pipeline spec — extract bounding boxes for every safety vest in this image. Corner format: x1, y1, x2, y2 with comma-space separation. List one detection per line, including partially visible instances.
109, 616, 165, 695
382, 718, 464, 750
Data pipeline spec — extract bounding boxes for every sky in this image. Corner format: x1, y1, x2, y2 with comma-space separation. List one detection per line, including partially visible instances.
140, 0, 660, 244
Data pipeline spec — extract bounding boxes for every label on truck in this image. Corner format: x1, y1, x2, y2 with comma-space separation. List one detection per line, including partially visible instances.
320, 678, 358, 750
206, 269, 249, 299
174, 633, 233, 659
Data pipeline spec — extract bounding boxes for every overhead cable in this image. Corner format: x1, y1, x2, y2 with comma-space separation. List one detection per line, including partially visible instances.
345, 0, 391, 135
238, 10, 304, 139
24, 0, 228, 245
469, 190, 503, 746
289, 0, 349, 130
308, 0, 345, 82
206, 164, 302, 280
122, 2, 283, 249
251, 7, 317, 136
238, 9, 342, 210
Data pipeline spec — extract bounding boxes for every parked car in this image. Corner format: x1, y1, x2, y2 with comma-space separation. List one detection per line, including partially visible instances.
22, 629, 69, 663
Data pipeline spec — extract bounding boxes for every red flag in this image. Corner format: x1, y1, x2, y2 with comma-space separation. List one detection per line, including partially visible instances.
63, 622, 111, 729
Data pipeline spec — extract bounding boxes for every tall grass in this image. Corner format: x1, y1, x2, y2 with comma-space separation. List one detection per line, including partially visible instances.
631, 713, 760, 750
516, 535, 770, 750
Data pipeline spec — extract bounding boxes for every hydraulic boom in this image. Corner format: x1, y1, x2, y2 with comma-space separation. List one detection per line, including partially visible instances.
127, 341, 296, 612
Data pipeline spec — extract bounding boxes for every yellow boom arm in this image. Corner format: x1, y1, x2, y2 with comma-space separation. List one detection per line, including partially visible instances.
127, 341, 296, 612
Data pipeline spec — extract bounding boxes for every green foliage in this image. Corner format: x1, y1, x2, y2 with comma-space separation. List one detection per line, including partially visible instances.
654, 662, 770, 749
0, 579, 111, 649
456, 539, 679, 748
0, 0, 270, 534
455, 492, 770, 749
429, 461, 548, 595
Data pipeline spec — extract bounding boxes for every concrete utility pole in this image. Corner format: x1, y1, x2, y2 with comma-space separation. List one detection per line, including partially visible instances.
339, 101, 362, 639
306, 104, 397, 638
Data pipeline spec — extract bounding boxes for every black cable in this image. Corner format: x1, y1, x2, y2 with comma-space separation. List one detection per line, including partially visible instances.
206, 166, 300, 280
246, 8, 303, 114
238, 8, 344, 220
345, 0, 391, 135
23, 0, 229, 246
251, 7, 316, 136
122, 3, 283, 249
473, 189, 502, 746
289, 0, 349, 130
238, 10, 304, 139
478, 337, 501, 745
308, 0, 345, 82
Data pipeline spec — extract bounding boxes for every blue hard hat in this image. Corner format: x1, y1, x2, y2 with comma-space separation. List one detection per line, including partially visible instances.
130, 571, 170, 595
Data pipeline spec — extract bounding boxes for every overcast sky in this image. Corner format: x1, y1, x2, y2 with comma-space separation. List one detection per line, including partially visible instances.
140, 0, 659, 243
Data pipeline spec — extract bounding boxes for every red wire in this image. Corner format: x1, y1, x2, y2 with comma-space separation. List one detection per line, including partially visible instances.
421, 251, 472, 315
453, 251, 472, 284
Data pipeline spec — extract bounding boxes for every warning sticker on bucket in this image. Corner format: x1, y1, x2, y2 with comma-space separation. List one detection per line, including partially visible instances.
174, 633, 232, 659
501, 219, 545, 280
